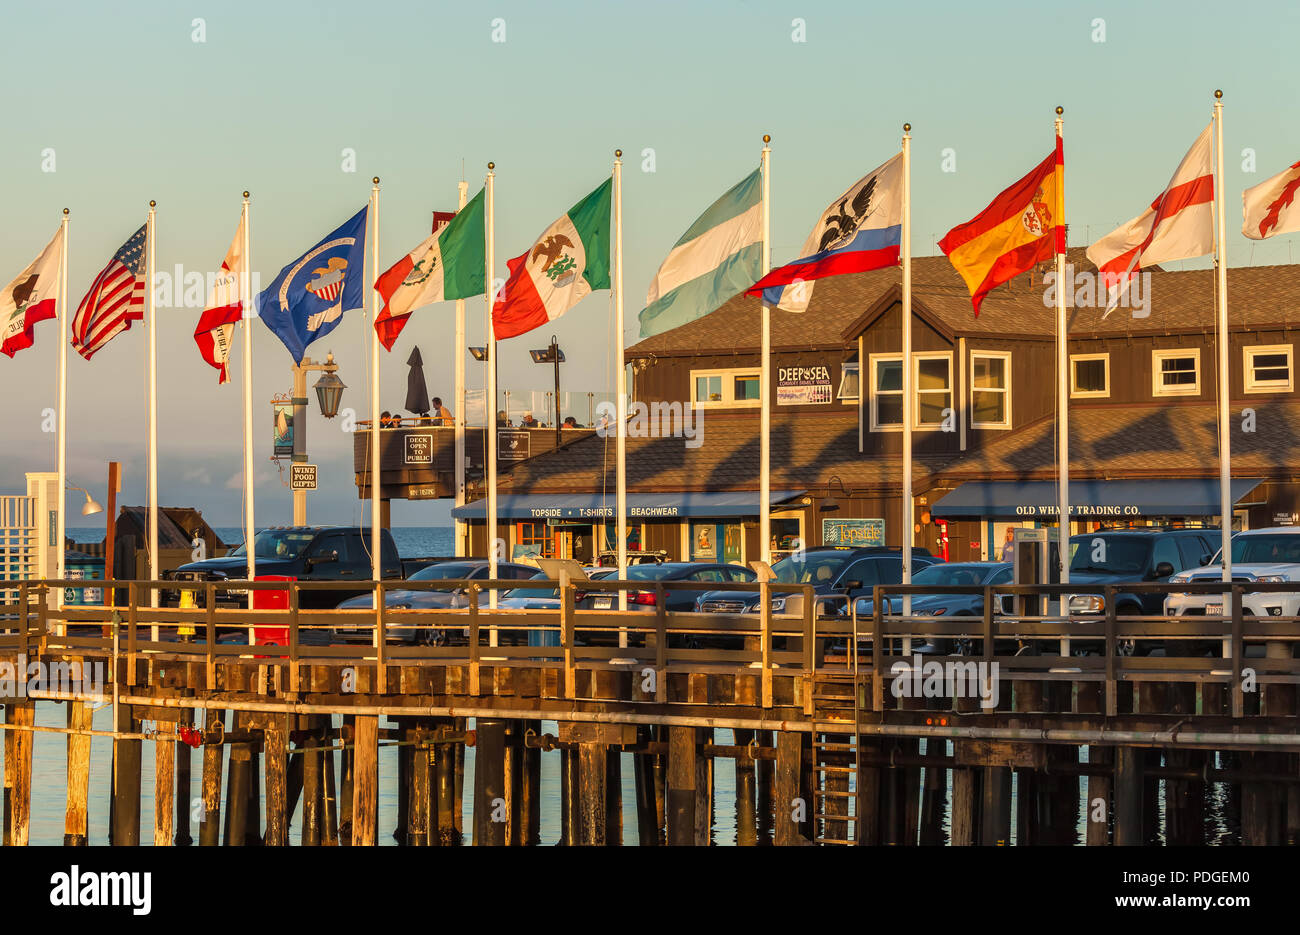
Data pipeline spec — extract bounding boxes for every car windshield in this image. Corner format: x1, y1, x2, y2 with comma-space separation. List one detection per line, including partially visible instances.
504, 572, 558, 600
624, 564, 677, 580
1069, 536, 1151, 574
1210, 534, 1300, 565
406, 562, 480, 592
228, 530, 316, 560
771, 552, 852, 585
911, 564, 990, 587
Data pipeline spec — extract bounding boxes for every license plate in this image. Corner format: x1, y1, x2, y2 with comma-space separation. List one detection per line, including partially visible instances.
593, 597, 612, 610
1206, 603, 1223, 616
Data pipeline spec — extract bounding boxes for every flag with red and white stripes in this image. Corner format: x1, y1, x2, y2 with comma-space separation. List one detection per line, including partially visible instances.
193, 215, 245, 383
1086, 124, 1214, 316
71, 225, 147, 360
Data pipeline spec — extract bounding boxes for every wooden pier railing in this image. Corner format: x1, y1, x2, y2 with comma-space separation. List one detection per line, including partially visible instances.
0, 576, 1297, 846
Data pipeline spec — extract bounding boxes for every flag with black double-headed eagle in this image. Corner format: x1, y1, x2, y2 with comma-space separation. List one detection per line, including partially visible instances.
71, 225, 146, 360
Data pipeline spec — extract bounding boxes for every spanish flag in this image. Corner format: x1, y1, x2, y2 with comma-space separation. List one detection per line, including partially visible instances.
939, 137, 1064, 316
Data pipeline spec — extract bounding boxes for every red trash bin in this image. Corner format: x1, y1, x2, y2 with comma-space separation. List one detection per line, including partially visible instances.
252, 575, 295, 652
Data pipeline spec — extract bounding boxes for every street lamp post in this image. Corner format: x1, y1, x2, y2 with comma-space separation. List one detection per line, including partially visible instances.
529, 335, 565, 446
290, 352, 345, 525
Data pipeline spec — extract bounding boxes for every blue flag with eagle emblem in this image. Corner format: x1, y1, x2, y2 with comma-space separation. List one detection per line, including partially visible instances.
257, 206, 368, 363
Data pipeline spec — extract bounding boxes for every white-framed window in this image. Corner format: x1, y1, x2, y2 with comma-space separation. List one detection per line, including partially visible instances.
868, 354, 903, 431
914, 353, 953, 429
837, 361, 859, 402
970, 350, 1011, 429
1070, 353, 1110, 398
690, 367, 761, 408
1151, 348, 1201, 397
1244, 344, 1293, 393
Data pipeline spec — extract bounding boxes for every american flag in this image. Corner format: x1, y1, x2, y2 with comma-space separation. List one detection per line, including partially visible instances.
71, 225, 147, 360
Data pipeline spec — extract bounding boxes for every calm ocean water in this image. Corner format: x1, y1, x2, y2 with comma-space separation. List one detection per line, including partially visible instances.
30, 527, 738, 845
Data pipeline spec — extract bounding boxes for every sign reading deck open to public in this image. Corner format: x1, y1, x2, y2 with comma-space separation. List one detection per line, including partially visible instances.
290, 464, 317, 490
405, 434, 433, 465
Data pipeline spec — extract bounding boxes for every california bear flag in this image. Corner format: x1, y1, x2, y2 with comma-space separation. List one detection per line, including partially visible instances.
492, 178, 611, 340
1, 228, 62, 358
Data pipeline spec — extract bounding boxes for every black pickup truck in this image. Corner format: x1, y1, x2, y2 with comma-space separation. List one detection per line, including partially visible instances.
162, 525, 405, 609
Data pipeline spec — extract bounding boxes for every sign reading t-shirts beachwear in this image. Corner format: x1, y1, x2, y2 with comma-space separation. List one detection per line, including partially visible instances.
823, 517, 885, 548
777, 364, 833, 405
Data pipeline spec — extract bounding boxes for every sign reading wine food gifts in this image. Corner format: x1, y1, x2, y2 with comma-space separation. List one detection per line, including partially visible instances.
777, 364, 833, 405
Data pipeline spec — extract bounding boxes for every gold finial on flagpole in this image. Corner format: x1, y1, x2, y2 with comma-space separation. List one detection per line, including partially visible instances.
63, 208, 69, 216
1056, 106, 1064, 115
615, 149, 622, 158
903, 123, 911, 133
149, 200, 156, 207
488, 162, 495, 170
243, 191, 250, 199
1215, 89, 1223, 99
763, 134, 771, 144
372, 176, 380, 185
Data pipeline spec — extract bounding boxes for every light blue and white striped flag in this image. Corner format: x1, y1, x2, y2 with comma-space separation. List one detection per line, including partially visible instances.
638, 168, 763, 337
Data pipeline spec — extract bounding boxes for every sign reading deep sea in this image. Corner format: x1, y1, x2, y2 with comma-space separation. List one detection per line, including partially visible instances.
777, 364, 833, 405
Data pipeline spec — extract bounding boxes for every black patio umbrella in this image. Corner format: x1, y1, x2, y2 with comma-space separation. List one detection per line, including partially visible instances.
405, 346, 431, 416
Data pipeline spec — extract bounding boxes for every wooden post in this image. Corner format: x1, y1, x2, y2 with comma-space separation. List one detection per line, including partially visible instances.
1113, 745, 1143, 846
322, 723, 340, 846
224, 741, 250, 846
1086, 746, 1113, 846
978, 766, 1011, 847
8, 701, 34, 846
755, 729, 773, 844
339, 714, 354, 845
435, 726, 458, 845
199, 708, 224, 846
111, 702, 141, 846
579, 741, 607, 846
733, 728, 756, 847
153, 721, 175, 847
560, 745, 579, 845
174, 710, 193, 846
695, 728, 713, 845
504, 719, 523, 845
523, 719, 542, 846
64, 700, 92, 846
350, 715, 379, 846
667, 726, 696, 845
302, 721, 322, 846
950, 767, 977, 846
3, 700, 13, 846
473, 718, 506, 846
264, 717, 288, 846
394, 717, 410, 845
408, 723, 432, 846
774, 731, 802, 846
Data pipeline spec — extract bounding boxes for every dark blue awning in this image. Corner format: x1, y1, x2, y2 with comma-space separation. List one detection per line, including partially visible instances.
451, 490, 806, 521
931, 478, 1264, 520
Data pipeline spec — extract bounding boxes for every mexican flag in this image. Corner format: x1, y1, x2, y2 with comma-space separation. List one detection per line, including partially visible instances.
1, 228, 62, 358
375, 187, 485, 350
493, 178, 611, 340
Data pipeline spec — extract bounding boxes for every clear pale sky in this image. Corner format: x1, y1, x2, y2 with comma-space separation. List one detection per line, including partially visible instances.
1, 0, 1296, 532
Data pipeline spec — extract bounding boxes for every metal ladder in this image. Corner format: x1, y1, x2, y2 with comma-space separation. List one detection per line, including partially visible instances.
809, 662, 863, 845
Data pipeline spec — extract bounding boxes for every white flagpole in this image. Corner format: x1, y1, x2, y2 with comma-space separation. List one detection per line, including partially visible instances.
615, 151, 628, 617
147, 201, 159, 617
759, 135, 772, 566
1214, 90, 1232, 580
56, 209, 69, 610
370, 178, 382, 583
454, 179, 469, 558
1056, 109, 1070, 597
486, 163, 499, 621
241, 192, 256, 581
901, 126, 913, 621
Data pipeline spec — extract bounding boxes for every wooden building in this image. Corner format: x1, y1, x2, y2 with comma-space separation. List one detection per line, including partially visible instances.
445, 248, 1300, 564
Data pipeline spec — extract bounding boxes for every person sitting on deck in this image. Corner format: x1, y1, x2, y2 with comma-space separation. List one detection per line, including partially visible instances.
379, 411, 392, 428
520, 411, 539, 427
431, 397, 453, 425
391, 412, 404, 427
497, 409, 510, 426
563, 415, 579, 428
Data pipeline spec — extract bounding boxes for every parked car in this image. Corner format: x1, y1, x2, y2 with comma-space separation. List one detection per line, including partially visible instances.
576, 562, 757, 612
327, 559, 538, 645
853, 561, 1012, 654
497, 569, 616, 645
1165, 526, 1300, 656
1061, 526, 1219, 654
162, 526, 402, 610
695, 546, 941, 620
